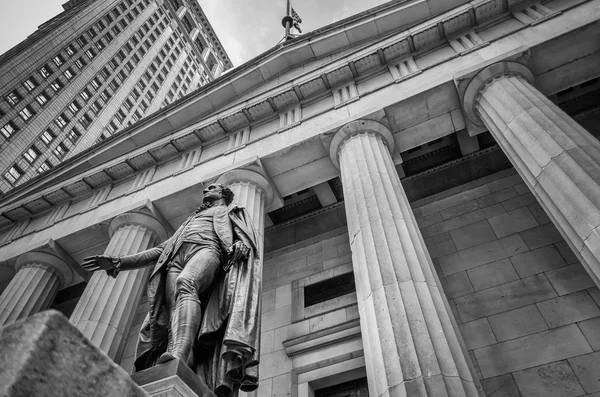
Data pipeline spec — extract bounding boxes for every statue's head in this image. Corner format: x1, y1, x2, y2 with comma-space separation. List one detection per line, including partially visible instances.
202, 183, 234, 205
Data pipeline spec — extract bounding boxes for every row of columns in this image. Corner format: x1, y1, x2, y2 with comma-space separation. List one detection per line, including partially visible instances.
1, 60, 599, 397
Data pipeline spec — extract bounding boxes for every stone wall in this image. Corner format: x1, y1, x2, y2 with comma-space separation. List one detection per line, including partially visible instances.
415, 168, 600, 396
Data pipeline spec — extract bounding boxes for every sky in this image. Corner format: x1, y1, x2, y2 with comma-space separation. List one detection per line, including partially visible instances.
0, 0, 389, 67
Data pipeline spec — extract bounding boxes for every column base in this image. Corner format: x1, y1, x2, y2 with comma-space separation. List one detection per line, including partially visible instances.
131, 358, 216, 397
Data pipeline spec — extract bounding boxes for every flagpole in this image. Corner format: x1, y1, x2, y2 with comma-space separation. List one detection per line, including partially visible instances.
281, 0, 293, 40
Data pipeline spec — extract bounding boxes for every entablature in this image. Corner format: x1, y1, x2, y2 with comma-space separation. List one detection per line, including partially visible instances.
0, 0, 596, 248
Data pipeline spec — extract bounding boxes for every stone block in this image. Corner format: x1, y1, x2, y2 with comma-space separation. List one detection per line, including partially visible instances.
555, 241, 580, 265
450, 220, 498, 251
0, 310, 147, 397
272, 372, 294, 397
474, 324, 592, 378
262, 306, 292, 332
501, 193, 538, 212
569, 351, 600, 393
308, 309, 347, 333
466, 259, 519, 291
419, 184, 491, 216
424, 232, 457, 259
512, 360, 585, 397
440, 234, 529, 275
257, 378, 273, 397
132, 358, 215, 397
520, 223, 564, 250
510, 245, 566, 278
263, 289, 276, 313
441, 200, 479, 221
488, 305, 548, 342
514, 183, 530, 195
458, 318, 497, 350
481, 374, 522, 397
578, 317, 600, 351
536, 291, 600, 328
259, 349, 293, 379
489, 207, 539, 238
426, 204, 506, 237
275, 285, 292, 310
476, 187, 518, 209
487, 174, 523, 193
416, 211, 443, 229
590, 288, 600, 307
455, 274, 557, 322
528, 203, 552, 225
441, 271, 474, 299
546, 264, 596, 296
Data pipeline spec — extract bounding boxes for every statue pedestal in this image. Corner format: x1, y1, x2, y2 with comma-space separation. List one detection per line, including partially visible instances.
131, 359, 216, 397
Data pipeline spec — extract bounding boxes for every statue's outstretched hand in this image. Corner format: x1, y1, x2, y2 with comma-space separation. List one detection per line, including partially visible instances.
227, 241, 250, 263
82, 255, 121, 278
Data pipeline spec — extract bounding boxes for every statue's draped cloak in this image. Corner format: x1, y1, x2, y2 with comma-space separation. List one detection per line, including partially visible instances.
134, 204, 261, 396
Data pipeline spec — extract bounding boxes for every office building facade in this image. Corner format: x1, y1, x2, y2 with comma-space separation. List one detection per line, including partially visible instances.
0, 0, 231, 195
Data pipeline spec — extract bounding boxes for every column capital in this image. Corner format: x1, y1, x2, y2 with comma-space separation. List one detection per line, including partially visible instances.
329, 120, 394, 169
108, 211, 170, 242
15, 250, 73, 288
216, 168, 278, 210
462, 61, 534, 126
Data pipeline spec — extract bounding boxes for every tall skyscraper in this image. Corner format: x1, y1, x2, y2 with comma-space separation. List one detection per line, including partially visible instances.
0, 0, 232, 194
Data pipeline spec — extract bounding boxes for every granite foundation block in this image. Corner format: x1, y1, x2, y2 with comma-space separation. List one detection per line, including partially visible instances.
512, 360, 585, 397
455, 274, 557, 322
474, 324, 592, 379
0, 310, 147, 397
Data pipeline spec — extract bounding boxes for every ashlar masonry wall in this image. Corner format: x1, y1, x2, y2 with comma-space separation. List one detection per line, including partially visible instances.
415, 168, 600, 397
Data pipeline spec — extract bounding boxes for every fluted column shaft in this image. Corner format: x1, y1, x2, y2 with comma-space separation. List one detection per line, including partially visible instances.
70, 212, 168, 361
333, 122, 480, 397
475, 73, 600, 286
0, 250, 72, 327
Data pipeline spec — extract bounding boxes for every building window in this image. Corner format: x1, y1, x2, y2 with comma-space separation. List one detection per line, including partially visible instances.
23, 146, 40, 163
75, 57, 86, 69
90, 78, 100, 91
79, 113, 93, 129
50, 79, 63, 92
53, 143, 68, 159
95, 40, 105, 51
37, 160, 52, 174
87, 27, 97, 38
68, 101, 81, 114
115, 109, 126, 123
39, 64, 52, 79
80, 89, 91, 102
76, 35, 88, 47
23, 77, 38, 92
52, 54, 65, 67
1, 121, 18, 139
63, 68, 75, 80
35, 91, 50, 106
4, 165, 23, 185
5, 90, 21, 106
41, 129, 55, 145
106, 121, 117, 135
67, 128, 81, 144
85, 49, 96, 59
90, 101, 101, 115
55, 114, 69, 129
18, 106, 35, 122
65, 44, 76, 56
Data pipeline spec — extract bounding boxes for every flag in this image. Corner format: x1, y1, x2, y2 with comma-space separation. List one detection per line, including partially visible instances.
292, 8, 302, 33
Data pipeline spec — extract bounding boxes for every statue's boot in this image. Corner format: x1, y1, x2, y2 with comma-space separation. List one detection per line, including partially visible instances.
158, 297, 201, 364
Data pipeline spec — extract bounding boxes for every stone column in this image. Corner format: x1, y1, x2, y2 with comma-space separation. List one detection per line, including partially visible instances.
216, 169, 276, 253
330, 120, 481, 397
0, 250, 74, 327
70, 212, 169, 361
462, 61, 600, 286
